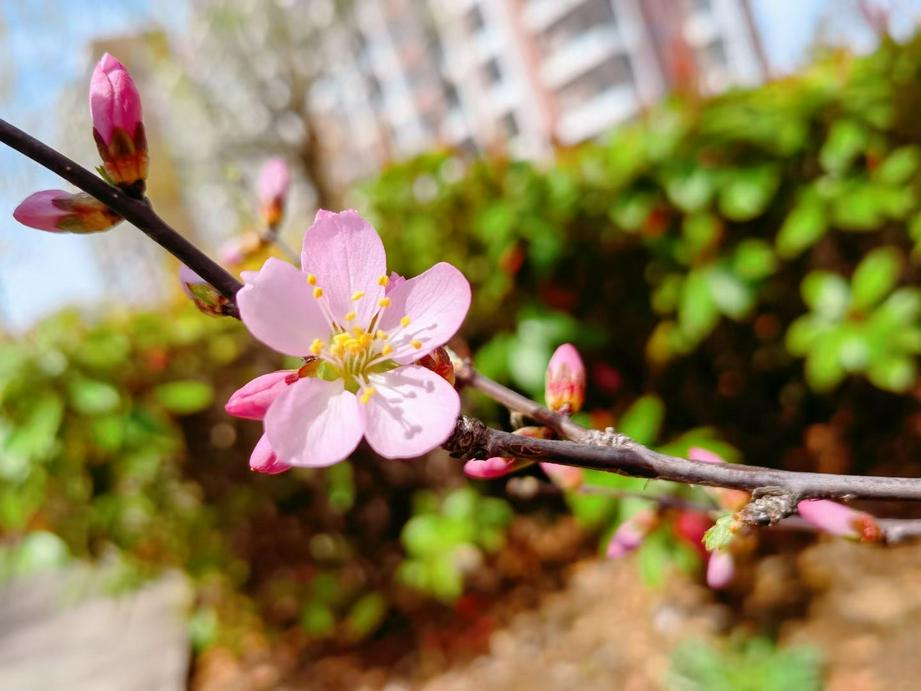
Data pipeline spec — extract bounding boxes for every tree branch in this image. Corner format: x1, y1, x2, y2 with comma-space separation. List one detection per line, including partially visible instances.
0, 117, 242, 302
442, 415, 921, 503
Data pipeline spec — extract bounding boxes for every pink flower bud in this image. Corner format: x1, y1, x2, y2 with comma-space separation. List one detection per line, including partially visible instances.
606, 509, 658, 559
179, 265, 231, 317
249, 434, 292, 474
225, 370, 294, 420
706, 550, 735, 589
219, 232, 265, 267
545, 343, 586, 414
416, 346, 456, 386
13, 190, 121, 233
796, 499, 883, 542
90, 53, 147, 190
258, 157, 291, 228
464, 456, 532, 479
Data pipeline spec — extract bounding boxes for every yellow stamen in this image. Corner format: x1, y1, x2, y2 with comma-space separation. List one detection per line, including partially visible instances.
411, 339, 422, 349
376, 330, 388, 341
381, 344, 393, 356
313, 287, 324, 298
351, 290, 365, 301
352, 326, 365, 336
330, 343, 344, 358
378, 297, 391, 308
345, 310, 356, 322
378, 275, 389, 286
310, 338, 324, 355
400, 316, 411, 328
360, 333, 373, 348
359, 387, 376, 404
307, 274, 317, 285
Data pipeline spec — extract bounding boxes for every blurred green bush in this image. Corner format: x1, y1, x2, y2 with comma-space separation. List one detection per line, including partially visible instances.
360, 36, 921, 479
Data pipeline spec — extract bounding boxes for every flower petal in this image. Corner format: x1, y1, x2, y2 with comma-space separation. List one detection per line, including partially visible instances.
379, 262, 471, 363
13, 190, 69, 231
363, 365, 460, 458
464, 457, 523, 479
301, 209, 386, 326
265, 377, 364, 467
249, 434, 292, 474
225, 370, 294, 420
237, 257, 328, 357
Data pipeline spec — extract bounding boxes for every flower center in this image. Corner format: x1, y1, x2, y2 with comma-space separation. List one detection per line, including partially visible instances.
305, 273, 424, 397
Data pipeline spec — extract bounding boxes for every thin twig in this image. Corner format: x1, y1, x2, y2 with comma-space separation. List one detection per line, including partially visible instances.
0, 117, 242, 301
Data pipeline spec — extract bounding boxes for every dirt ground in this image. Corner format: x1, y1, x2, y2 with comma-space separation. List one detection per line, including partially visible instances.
196, 530, 921, 691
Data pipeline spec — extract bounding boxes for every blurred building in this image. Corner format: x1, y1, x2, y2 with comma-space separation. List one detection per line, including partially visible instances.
316, 0, 766, 185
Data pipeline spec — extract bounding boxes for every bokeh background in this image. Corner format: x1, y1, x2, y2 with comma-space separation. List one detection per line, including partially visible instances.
3, 1, 921, 689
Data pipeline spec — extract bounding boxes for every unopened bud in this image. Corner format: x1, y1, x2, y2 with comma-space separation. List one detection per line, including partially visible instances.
463, 456, 532, 479
13, 190, 121, 233
688, 448, 750, 511
416, 346, 455, 386
545, 343, 586, 414
796, 499, 883, 542
706, 550, 735, 589
179, 265, 231, 317
258, 157, 291, 229
90, 53, 147, 192
606, 509, 658, 559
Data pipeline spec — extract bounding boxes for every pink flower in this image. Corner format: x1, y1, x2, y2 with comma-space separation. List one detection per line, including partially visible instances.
545, 343, 586, 414
90, 53, 147, 189
706, 550, 735, 589
540, 463, 583, 490
13, 189, 121, 233
796, 499, 883, 542
234, 209, 471, 467
606, 509, 658, 558
258, 157, 291, 228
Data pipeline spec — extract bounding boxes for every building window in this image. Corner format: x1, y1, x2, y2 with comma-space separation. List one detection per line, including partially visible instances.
465, 4, 486, 34
556, 53, 634, 112
501, 112, 519, 139
539, 0, 617, 56
482, 57, 503, 87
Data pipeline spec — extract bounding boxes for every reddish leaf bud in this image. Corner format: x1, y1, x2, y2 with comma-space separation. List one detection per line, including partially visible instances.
545, 343, 586, 414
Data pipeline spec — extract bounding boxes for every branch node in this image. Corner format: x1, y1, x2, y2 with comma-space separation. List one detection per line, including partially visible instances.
583, 427, 632, 448
442, 416, 490, 461
739, 486, 799, 527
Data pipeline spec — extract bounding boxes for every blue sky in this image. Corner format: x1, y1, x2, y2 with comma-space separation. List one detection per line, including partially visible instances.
0, 0, 918, 331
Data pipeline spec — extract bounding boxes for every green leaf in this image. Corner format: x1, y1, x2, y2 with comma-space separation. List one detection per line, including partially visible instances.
801, 271, 849, 318
152, 380, 214, 415
69, 377, 120, 415
708, 268, 754, 319
733, 239, 777, 281
300, 602, 336, 636
804, 332, 847, 392
665, 166, 714, 213
718, 166, 780, 221
851, 247, 902, 312
776, 189, 826, 258
682, 213, 721, 260
345, 593, 388, 639
867, 357, 917, 392
679, 270, 720, 341
703, 513, 736, 551
874, 146, 920, 185
618, 395, 665, 446
820, 119, 868, 174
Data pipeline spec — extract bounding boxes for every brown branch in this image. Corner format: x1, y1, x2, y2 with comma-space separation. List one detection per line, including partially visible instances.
443, 414, 921, 503
0, 117, 243, 303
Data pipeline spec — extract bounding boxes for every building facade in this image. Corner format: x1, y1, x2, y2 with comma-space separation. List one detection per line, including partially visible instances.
315, 0, 766, 185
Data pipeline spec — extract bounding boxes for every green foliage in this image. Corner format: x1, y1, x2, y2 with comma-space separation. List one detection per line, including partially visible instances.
399, 488, 513, 602
667, 637, 823, 691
